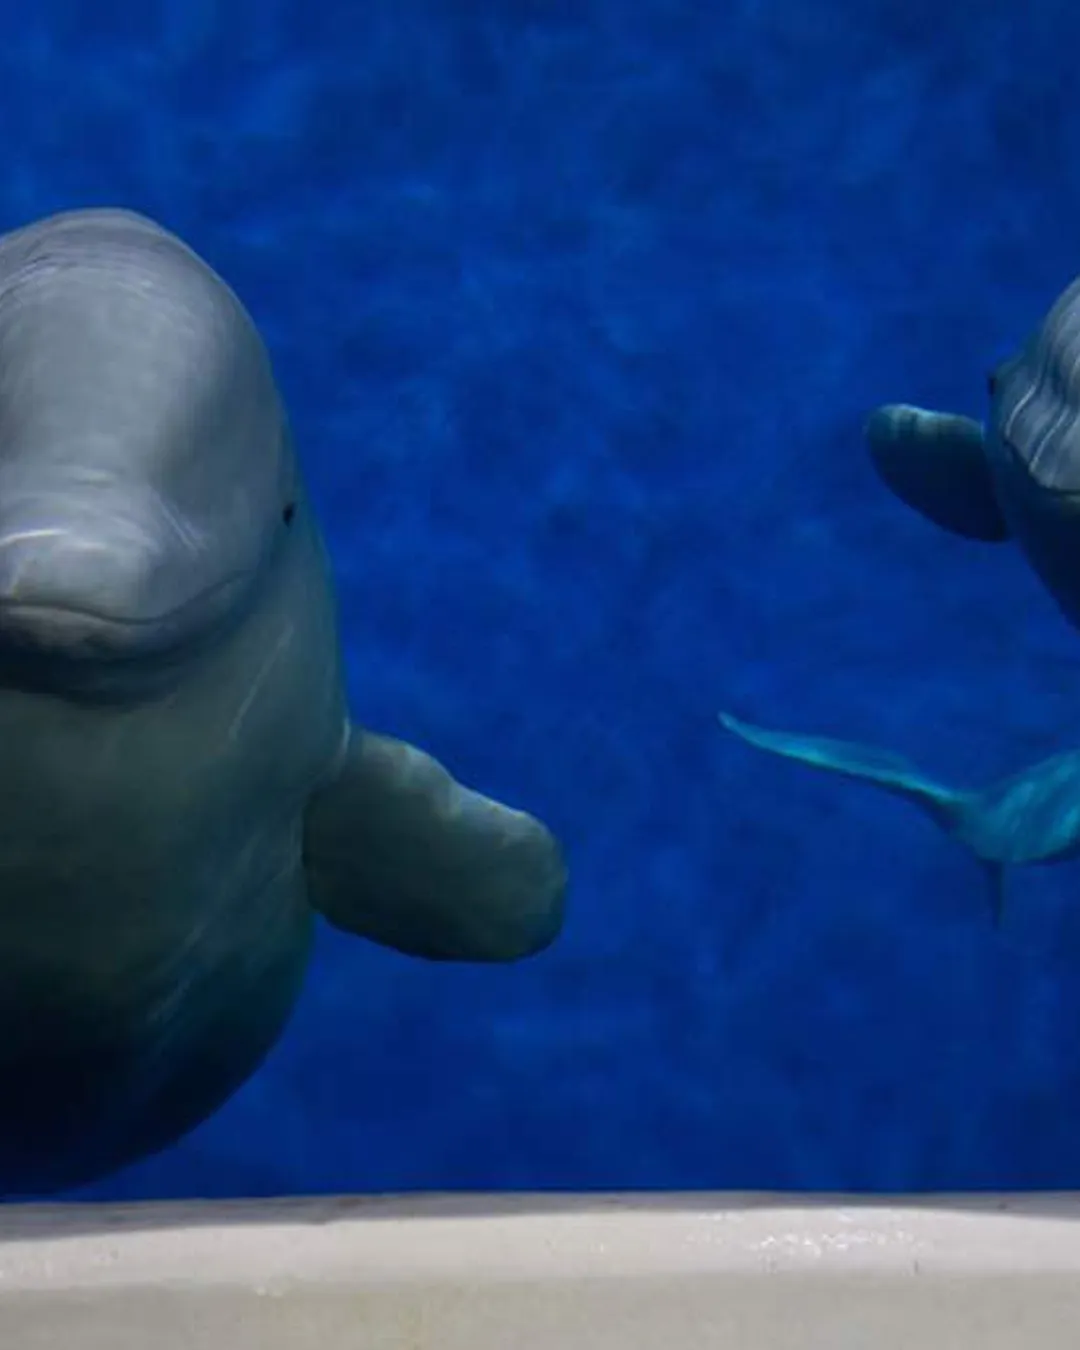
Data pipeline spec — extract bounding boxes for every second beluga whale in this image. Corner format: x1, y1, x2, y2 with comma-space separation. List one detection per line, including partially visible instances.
0, 207, 566, 1195
721, 271, 1080, 925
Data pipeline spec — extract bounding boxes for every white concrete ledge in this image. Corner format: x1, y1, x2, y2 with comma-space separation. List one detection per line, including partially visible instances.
0, 1193, 1078, 1346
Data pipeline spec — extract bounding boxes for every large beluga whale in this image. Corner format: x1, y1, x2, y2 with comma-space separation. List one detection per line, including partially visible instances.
866, 272, 1080, 632
0, 207, 566, 1194
719, 710, 1080, 926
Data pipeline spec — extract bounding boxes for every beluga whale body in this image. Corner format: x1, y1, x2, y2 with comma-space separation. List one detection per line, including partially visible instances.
0, 207, 566, 1194
720, 272, 1080, 926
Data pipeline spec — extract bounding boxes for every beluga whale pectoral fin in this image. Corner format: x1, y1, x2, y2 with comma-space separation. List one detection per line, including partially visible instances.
718, 710, 1080, 925
865, 404, 1010, 542
303, 727, 567, 962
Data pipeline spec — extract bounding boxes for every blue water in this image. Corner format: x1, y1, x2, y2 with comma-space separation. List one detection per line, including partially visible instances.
5, 0, 1080, 1199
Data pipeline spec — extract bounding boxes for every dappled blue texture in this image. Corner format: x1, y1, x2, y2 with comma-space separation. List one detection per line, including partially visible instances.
2, 0, 1080, 1197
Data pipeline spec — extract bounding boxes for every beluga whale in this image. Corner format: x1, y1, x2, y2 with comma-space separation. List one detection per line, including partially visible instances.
865, 270, 1080, 632
719, 271, 1080, 926
0, 207, 566, 1195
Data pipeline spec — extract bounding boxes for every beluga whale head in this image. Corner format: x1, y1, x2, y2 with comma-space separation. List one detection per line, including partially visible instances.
0, 208, 296, 692
986, 275, 1080, 632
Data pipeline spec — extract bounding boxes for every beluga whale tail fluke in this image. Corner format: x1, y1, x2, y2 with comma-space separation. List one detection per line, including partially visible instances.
719, 710, 1080, 925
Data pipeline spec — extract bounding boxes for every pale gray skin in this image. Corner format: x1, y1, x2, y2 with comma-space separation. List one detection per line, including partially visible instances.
718, 275, 1080, 927
0, 208, 566, 1195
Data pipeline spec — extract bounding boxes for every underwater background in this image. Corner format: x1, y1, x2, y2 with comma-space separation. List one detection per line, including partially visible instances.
4, 0, 1080, 1200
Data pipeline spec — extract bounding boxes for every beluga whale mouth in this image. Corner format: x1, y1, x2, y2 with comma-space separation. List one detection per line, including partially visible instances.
0, 583, 252, 662
0, 496, 258, 664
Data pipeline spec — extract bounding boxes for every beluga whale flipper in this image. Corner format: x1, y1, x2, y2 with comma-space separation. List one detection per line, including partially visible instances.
0, 207, 566, 1195
719, 710, 1080, 925
865, 272, 1080, 633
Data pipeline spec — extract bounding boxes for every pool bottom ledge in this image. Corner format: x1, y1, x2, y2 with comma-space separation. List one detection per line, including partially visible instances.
0, 1192, 1076, 1348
